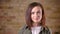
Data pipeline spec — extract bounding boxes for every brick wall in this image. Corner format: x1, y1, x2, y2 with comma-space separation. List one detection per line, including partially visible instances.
0, 0, 60, 34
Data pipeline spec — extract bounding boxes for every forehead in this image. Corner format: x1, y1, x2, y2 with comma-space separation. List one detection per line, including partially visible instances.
31, 6, 42, 12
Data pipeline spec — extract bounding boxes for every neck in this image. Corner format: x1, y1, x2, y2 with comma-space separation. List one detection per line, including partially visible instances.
33, 22, 40, 27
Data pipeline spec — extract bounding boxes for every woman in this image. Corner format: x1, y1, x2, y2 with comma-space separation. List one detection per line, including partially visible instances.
18, 2, 51, 34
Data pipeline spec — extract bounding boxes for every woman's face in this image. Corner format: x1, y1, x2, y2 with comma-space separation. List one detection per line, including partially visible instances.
31, 6, 42, 23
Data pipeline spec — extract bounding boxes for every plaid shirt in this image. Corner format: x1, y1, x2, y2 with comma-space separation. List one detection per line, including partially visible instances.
18, 25, 51, 34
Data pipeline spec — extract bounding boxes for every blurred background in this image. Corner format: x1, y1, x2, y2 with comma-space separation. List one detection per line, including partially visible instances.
0, 0, 60, 34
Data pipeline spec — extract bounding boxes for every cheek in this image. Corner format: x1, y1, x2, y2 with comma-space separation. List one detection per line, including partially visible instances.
38, 14, 42, 20
40, 15, 42, 20
31, 15, 34, 19
31, 14, 35, 22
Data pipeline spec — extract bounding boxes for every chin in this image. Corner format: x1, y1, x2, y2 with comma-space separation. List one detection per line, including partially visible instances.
34, 21, 40, 23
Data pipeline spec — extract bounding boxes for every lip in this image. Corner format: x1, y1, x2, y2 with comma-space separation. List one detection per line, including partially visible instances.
35, 18, 39, 20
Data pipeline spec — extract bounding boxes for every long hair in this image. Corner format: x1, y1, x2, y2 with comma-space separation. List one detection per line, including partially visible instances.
25, 2, 45, 29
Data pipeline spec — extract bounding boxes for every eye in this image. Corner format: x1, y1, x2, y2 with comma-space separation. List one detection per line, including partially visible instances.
37, 11, 40, 14
31, 12, 34, 14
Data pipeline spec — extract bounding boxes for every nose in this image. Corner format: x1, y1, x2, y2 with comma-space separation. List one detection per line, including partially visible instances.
34, 13, 38, 17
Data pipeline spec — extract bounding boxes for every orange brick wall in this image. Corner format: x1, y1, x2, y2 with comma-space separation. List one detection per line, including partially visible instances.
0, 0, 60, 34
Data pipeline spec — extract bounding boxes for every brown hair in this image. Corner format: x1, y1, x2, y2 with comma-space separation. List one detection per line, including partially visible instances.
25, 2, 45, 29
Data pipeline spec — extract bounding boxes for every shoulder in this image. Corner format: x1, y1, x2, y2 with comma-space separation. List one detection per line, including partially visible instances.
44, 26, 52, 34
44, 26, 49, 31
18, 25, 28, 34
41, 26, 51, 34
